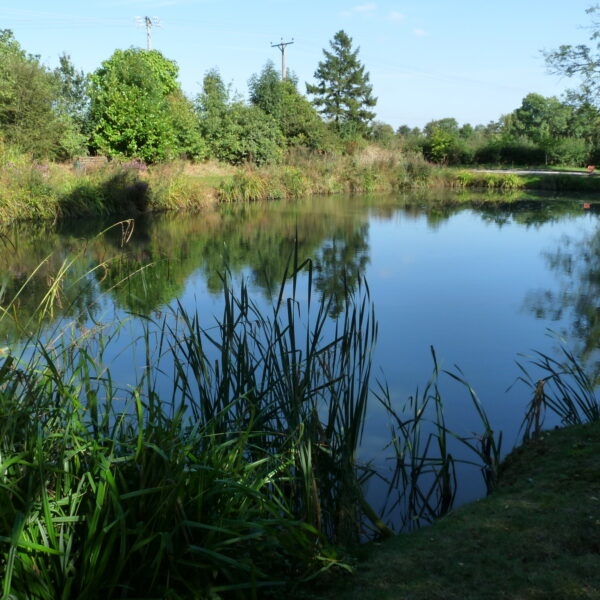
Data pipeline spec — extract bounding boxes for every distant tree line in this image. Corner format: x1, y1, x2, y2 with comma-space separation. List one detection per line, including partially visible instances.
376, 6, 600, 168
2, 9, 600, 169
383, 93, 600, 168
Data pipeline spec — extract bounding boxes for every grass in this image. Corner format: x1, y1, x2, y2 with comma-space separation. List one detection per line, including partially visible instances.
0, 250, 381, 597
304, 421, 600, 600
301, 344, 600, 600
3, 140, 600, 226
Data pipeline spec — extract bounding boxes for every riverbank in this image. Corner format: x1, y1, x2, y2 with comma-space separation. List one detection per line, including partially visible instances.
3, 149, 600, 225
306, 421, 600, 600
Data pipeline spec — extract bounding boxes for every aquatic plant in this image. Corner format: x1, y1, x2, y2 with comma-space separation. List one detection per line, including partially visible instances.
517, 346, 600, 440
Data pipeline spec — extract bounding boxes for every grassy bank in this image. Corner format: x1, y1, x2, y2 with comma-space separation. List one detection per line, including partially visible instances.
307, 421, 600, 600
4, 147, 600, 225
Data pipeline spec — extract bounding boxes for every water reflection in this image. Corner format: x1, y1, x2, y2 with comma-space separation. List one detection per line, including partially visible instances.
524, 210, 600, 376
1, 193, 598, 348
1, 196, 374, 340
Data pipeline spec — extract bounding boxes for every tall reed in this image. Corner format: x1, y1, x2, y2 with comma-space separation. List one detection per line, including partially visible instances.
517, 346, 600, 440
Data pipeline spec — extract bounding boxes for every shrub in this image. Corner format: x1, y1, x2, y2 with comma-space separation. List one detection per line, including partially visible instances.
474, 139, 546, 166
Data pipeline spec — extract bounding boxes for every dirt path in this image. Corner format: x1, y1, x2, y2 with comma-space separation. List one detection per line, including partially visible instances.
474, 168, 594, 177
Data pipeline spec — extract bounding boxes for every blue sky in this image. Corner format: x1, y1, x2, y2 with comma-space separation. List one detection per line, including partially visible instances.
1, 1, 595, 128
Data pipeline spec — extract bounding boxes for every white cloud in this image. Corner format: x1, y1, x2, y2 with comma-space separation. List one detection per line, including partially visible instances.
341, 3, 377, 16
354, 3, 377, 12
389, 11, 405, 22
413, 28, 427, 37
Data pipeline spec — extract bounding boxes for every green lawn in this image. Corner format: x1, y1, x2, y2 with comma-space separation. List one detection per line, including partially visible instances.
304, 423, 600, 600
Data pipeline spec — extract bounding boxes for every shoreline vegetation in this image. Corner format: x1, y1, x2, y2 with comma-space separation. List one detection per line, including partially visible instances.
2, 147, 600, 226
307, 421, 600, 600
1, 241, 599, 597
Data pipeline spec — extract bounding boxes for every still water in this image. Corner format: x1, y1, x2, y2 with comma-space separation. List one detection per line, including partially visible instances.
2, 192, 599, 506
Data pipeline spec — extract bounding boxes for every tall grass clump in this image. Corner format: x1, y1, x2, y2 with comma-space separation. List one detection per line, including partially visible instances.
395, 154, 434, 189
377, 350, 503, 530
219, 170, 272, 202
517, 347, 600, 440
0, 248, 383, 597
442, 170, 525, 191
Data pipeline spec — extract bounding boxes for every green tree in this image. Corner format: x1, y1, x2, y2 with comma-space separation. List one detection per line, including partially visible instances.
0, 30, 75, 158
426, 127, 458, 164
396, 125, 412, 136
89, 48, 204, 162
545, 6, 600, 106
423, 118, 458, 137
306, 30, 377, 135
370, 121, 395, 146
504, 93, 579, 164
249, 61, 333, 150
197, 69, 284, 165
422, 118, 469, 164
54, 53, 89, 128
53, 53, 90, 157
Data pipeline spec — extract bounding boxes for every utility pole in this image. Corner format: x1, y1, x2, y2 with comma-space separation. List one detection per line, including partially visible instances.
270, 39, 294, 80
135, 16, 161, 50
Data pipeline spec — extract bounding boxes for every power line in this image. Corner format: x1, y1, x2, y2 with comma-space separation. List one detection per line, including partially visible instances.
270, 38, 294, 80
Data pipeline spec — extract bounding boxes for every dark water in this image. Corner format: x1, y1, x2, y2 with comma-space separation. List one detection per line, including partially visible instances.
2, 192, 600, 507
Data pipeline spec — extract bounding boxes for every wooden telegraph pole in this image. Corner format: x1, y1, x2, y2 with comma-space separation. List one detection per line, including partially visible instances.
271, 39, 294, 80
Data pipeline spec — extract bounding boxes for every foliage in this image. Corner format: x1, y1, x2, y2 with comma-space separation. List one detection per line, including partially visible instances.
424, 127, 458, 164
503, 93, 572, 163
0, 254, 381, 596
306, 30, 377, 135
423, 118, 459, 138
89, 49, 204, 162
370, 121, 396, 148
249, 61, 335, 151
473, 137, 546, 165
545, 5, 600, 106
0, 30, 78, 159
198, 69, 284, 165
54, 53, 89, 129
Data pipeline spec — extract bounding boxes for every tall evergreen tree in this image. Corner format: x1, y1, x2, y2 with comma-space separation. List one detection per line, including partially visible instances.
306, 30, 376, 135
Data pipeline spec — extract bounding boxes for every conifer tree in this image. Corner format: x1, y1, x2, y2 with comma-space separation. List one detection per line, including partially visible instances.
306, 30, 376, 135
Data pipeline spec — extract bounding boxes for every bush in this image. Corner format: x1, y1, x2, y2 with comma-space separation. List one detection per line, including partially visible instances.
548, 137, 591, 166
474, 139, 546, 166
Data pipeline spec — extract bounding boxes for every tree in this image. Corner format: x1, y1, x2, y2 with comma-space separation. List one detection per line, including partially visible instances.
545, 6, 600, 106
503, 93, 588, 164
370, 121, 395, 146
0, 30, 76, 158
89, 48, 204, 162
306, 30, 376, 135
54, 53, 89, 128
197, 69, 284, 165
422, 118, 466, 164
423, 118, 459, 138
53, 53, 90, 157
248, 61, 333, 150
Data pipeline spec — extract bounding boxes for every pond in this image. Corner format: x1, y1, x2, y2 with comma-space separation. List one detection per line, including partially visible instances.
2, 191, 599, 519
